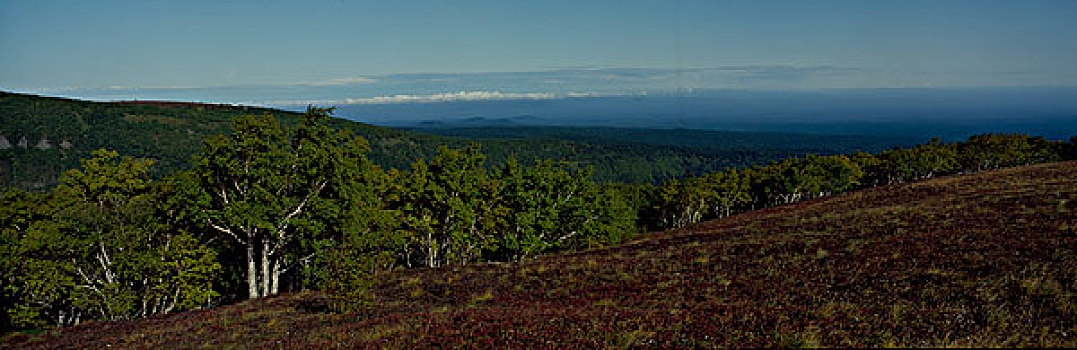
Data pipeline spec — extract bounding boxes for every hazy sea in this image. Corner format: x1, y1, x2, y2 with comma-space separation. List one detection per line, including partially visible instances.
300, 87, 1077, 141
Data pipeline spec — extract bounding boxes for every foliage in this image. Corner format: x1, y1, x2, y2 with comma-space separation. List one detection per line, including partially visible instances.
492, 159, 597, 260
395, 145, 495, 267
958, 133, 1062, 171
699, 168, 752, 219
643, 134, 1072, 230
9, 161, 1076, 348
3, 150, 219, 329
194, 107, 372, 299
869, 138, 960, 184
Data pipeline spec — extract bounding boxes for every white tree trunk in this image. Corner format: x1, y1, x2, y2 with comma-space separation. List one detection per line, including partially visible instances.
271, 259, 281, 295
247, 242, 259, 299
427, 230, 437, 268
261, 238, 271, 297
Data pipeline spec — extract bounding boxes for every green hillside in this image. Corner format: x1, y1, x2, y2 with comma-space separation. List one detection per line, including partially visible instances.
0, 91, 909, 188
8, 161, 1075, 348
0, 91, 404, 189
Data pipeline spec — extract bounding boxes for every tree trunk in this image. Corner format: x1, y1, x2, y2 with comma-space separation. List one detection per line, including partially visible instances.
261, 238, 271, 297
246, 242, 259, 299
427, 230, 437, 268
271, 259, 281, 295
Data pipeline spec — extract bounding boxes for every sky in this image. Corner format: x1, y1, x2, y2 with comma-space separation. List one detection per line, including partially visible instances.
2, 0, 1077, 103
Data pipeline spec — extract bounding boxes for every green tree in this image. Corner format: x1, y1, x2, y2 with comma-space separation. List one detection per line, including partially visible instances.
398, 145, 494, 267
602, 182, 658, 233
876, 139, 958, 184
195, 107, 369, 299
699, 168, 752, 219
958, 133, 1061, 171
800, 154, 864, 197
849, 151, 884, 187
654, 178, 708, 229
6, 150, 219, 328
1, 188, 66, 329
493, 159, 621, 260
748, 159, 803, 207
575, 185, 638, 247
746, 154, 863, 207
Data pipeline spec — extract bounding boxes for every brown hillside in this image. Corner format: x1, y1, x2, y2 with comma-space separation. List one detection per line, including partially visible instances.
7, 162, 1077, 348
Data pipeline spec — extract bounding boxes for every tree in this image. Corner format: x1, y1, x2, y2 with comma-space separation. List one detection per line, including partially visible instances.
398, 145, 494, 267
574, 185, 638, 247
195, 107, 369, 299
603, 182, 658, 233
746, 154, 863, 207
6, 150, 219, 328
958, 133, 1060, 172
654, 178, 708, 229
493, 159, 612, 261
748, 159, 805, 207
874, 139, 959, 184
799, 154, 864, 197
317, 149, 399, 299
849, 151, 884, 188
1, 188, 66, 329
700, 168, 751, 219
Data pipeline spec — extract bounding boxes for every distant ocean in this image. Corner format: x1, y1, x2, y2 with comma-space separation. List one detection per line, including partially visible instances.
296, 87, 1077, 141
37, 83, 1075, 141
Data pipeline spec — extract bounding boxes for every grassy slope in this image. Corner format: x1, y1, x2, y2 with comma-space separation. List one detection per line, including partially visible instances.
7, 163, 1077, 348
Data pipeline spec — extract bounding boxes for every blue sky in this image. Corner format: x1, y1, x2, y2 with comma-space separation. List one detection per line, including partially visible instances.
2, 0, 1077, 103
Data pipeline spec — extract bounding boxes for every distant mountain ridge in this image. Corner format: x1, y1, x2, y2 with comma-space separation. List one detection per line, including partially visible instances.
1, 91, 911, 188
332, 87, 1077, 140
416, 115, 546, 127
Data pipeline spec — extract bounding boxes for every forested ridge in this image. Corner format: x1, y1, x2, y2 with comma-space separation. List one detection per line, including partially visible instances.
0, 91, 906, 188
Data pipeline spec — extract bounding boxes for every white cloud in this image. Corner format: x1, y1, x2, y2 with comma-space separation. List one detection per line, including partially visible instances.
264, 90, 600, 106
304, 76, 376, 86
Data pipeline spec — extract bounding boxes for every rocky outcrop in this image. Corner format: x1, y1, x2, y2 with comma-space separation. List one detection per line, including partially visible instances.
35, 137, 54, 150
0, 135, 70, 150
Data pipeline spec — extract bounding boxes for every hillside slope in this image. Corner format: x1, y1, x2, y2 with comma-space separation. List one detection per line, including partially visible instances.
0, 91, 410, 189
6, 162, 1076, 348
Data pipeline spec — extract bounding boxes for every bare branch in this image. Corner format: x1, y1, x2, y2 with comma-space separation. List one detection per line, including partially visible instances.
207, 219, 243, 243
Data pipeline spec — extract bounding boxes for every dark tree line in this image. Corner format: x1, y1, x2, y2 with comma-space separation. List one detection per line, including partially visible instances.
639, 134, 1075, 232
2, 106, 1074, 330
